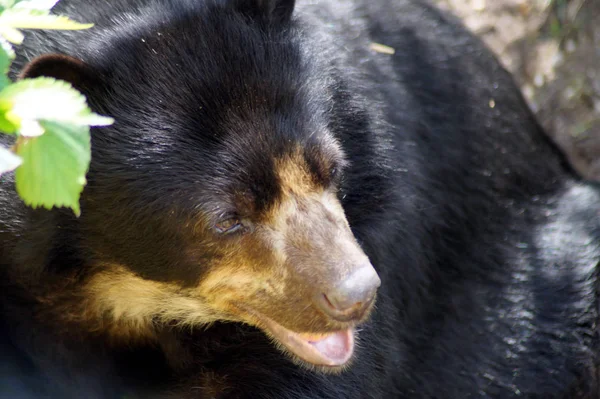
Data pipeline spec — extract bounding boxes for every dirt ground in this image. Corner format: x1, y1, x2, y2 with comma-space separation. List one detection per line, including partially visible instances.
434, 0, 600, 179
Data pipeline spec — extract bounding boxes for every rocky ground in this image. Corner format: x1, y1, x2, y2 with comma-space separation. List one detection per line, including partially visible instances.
435, 0, 600, 179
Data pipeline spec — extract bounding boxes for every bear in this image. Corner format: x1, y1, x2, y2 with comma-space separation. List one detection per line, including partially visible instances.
0, 0, 599, 397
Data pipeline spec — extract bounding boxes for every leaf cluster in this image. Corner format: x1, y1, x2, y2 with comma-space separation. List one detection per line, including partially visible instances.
0, 0, 113, 215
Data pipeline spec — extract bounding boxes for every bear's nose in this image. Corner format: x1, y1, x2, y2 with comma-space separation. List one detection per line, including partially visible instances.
316, 265, 381, 321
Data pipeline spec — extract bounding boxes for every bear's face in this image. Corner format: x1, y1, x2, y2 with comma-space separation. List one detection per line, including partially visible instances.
77, 131, 380, 370
22, 0, 380, 370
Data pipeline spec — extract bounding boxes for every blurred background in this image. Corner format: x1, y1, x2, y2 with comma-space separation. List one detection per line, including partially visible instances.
435, 0, 600, 179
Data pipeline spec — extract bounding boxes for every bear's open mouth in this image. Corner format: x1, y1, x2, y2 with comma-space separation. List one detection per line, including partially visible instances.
258, 314, 355, 367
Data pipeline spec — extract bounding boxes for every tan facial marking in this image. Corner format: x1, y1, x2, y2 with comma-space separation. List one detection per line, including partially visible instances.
197, 261, 282, 300
39, 264, 263, 343
72, 254, 289, 342
79, 266, 220, 341
274, 150, 321, 197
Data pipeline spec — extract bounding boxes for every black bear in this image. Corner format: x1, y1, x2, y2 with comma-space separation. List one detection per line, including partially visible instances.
0, 0, 598, 397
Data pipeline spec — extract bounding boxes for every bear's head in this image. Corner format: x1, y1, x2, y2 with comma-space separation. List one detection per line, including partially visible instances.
20, 0, 380, 370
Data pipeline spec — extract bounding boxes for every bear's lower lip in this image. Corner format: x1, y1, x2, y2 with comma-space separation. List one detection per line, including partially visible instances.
257, 315, 355, 367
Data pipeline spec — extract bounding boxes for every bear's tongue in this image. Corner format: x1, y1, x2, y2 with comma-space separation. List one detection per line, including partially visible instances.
300, 331, 354, 364
260, 316, 355, 366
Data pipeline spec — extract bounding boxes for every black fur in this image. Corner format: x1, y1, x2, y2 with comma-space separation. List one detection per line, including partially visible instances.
1, 0, 599, 397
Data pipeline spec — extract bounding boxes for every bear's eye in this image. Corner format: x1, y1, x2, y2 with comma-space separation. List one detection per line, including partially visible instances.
329, 165, 342, 186
214, 218, 243, 235
330, 167, 338, 180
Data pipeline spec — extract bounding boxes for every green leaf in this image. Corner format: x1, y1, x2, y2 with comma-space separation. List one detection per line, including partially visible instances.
0, 77, 112, 213
0, 77, 113, 136
15, 120, 90, 215
0, 110, 17, 133
0, 38, 17, 131
0, 10, 92, 30
0, 144, 21, 174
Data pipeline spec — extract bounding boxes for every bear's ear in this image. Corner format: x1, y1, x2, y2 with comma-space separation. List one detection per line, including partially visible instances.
19, 54, 99, 92
232, 0, 296, 24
